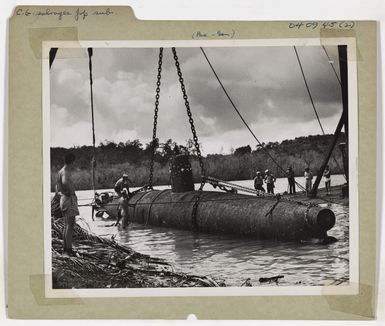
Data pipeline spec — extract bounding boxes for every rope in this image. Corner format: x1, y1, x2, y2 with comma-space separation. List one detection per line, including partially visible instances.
206, 176, 268, 197
200, 47, 307, 192
293, 46, 325, 134
321, 45, 341, 85
294, 46, 346, 181
320, 46, 346, 181
87, 48, 97, 221
76, 192, 341, 208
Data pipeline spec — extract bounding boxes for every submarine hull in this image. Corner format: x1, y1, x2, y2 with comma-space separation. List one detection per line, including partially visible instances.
97, 189, 336, 241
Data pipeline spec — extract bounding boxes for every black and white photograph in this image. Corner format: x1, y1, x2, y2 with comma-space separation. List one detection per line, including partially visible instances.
44, 40, 358, 296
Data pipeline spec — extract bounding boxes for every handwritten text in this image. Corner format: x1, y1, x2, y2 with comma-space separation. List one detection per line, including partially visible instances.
288, 21, 355, 30
16, 7, 115, 21
192, 29, 235, 39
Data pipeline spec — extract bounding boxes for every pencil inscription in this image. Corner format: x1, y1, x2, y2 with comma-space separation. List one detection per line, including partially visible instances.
288, 21, 355, 30
192, 29, 235, 39
15, 7, 115, 21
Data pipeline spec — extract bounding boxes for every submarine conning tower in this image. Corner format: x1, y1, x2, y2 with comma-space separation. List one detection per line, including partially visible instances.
126, 154, 336, 242
170, 154, 195, 193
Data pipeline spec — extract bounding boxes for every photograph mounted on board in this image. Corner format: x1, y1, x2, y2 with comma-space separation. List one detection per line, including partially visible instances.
44, 39, 358, 297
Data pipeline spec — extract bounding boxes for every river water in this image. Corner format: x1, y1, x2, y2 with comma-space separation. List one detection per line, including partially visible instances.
74, 175, 349, 287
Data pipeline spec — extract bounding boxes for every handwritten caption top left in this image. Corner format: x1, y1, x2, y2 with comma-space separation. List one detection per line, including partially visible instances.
16, 8, 115, 21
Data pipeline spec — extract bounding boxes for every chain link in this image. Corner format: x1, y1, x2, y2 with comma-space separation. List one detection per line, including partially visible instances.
172, 47, 206, 230
148, 48, 163, 189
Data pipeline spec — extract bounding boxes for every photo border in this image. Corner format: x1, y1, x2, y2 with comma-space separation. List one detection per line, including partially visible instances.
43, 38, 359, 299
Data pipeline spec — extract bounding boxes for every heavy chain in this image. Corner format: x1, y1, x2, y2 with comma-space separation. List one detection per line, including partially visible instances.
172, 47, 206, 230
148, 47, 163, 190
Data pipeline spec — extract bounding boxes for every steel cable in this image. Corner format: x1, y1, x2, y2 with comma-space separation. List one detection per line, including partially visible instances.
294, 46, 346, 181
200, 47, 307, 192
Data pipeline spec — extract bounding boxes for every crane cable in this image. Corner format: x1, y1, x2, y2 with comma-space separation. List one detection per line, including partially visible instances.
321, 45, 341, 85
294, 46, 346, 181
87, 48, 97, 220
293, 46, 325, 134
200, 47, 307, 193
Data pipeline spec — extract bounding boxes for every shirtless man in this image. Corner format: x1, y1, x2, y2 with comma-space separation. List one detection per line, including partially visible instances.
56, 153, 79, 257
114, 174, 132, 229
304, 167, 314, 195
323, 165, 331, 195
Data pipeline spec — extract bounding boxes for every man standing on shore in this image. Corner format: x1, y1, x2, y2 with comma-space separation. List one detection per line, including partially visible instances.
114, 173, 132, 229
264, 169, 276, 194
56, 153, 79, 257
286, 166, 296, 194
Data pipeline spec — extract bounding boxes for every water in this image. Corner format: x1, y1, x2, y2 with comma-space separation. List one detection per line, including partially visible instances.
74, 175, 349, 287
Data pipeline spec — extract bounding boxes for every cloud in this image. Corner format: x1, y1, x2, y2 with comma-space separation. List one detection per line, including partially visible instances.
199, 113, 340, 155
50, 45, 343, 153
51, 104, 93, 147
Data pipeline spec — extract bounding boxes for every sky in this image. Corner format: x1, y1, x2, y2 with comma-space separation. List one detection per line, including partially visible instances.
50, 45, 343, 155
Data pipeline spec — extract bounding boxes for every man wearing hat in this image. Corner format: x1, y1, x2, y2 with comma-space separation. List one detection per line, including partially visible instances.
114, 173, 133, 229
253, 171, 265, 193
286, 166, 296, 194
264, 169, 276, 194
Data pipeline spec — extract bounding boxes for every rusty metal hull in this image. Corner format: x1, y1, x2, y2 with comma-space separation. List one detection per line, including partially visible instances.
106, 190, 336, 241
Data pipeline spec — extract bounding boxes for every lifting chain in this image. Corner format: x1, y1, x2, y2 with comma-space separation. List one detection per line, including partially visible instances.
148, 47, 163, 190
172, 47, 206, 230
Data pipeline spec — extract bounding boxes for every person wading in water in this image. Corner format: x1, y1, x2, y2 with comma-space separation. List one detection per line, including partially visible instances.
114, 173, 133, 229
56, 153, 79, 257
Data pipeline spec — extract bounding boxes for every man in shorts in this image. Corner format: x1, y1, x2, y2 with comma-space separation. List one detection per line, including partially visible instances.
323, 165, 331, 195
304, 167, 314, 195
56, 153, 79, 257
114, 173, 133, 229
264, 169, 276, 194
253, 171, 265, 193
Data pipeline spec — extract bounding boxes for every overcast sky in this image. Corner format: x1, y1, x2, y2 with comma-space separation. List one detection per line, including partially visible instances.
50, 45, 342, 154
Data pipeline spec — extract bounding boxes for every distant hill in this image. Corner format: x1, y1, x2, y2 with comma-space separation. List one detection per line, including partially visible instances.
50, 133, 346, 191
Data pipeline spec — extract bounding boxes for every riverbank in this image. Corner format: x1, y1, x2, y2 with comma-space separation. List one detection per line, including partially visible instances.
50, 134, 346, 191
51, 218, 224, 288
283, 184, 349, 207
52, 182, 349, 288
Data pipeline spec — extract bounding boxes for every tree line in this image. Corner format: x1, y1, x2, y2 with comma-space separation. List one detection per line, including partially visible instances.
50, 134, 346, 191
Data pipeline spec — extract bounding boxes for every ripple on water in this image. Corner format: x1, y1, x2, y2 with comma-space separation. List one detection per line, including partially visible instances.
76, 194, 350, 287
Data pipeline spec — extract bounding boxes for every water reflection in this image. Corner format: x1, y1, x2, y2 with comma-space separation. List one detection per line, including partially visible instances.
75, 186, 349, 287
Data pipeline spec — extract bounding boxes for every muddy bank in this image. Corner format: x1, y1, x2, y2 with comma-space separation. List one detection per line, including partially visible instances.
51, 219, 225, 289
284, 184, 349, 207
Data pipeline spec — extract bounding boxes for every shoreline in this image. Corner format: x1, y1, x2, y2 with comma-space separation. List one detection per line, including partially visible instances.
283, 184, 349, 207
51, 218, 225, 289
51, 184, 348, 289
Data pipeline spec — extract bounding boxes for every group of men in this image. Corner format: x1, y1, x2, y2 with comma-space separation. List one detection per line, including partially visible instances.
253, 165, 332, 196
253, 169, 277, 194
55, 153, 132, 257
